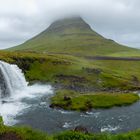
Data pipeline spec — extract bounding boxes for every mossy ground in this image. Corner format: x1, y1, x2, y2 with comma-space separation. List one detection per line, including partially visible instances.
51, 90, 139, 111
1, 51, 140, 91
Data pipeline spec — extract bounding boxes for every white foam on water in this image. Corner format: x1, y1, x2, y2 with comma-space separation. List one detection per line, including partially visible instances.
101, 125, 120, 132
59, 110, 74, 114
0, 61, 53, 125
63, 122, 72, 128
0, 84, 53, 126
12, 84, 53, 100
80, 112, 100, 118
0, 101, 30, 125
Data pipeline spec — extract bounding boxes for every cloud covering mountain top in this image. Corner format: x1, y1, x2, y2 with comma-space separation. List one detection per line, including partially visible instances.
0, 0, 140, 49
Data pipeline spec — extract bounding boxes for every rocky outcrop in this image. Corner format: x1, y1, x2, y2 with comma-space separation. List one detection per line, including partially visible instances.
74, 126, 89, 134
0, 68, 9, 97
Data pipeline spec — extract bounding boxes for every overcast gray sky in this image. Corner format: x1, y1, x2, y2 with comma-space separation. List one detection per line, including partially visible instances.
0, 0, 140, 49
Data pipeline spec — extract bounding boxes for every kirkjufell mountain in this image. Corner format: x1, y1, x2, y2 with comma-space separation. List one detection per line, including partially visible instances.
10, 17, 136, 56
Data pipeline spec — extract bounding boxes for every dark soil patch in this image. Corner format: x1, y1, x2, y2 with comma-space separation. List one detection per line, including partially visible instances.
56, 74, 87, 83
0, 132, 22, 140
85, 56, 140, 61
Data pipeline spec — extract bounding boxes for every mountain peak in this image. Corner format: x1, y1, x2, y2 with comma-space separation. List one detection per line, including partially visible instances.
46, 17, 92, 33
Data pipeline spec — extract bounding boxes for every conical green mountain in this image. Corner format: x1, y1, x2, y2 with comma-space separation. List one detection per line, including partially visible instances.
10, 17, 137, 56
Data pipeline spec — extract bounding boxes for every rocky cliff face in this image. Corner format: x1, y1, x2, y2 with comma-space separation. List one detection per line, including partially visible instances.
0, 68, 9, 97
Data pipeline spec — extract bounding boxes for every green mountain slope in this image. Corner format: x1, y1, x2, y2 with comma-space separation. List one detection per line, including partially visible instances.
9, 17, 138, 56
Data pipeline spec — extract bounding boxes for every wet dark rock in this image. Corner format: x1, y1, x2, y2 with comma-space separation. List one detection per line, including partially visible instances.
1, 100, 8, 104
74, 126, 89, 134
55, 74, 87, 83
63, 96, 71, 101
12, 58, 33, 72
132, 75, 140, 86
52, 60, 71, 65
53, 82, 98, 93
49, 104, 55, 108
11, 57, 45, 73
85, 100, 93, 110
1, 100, 13, 104
0, 69, 10, 97
83, 67, 102, 74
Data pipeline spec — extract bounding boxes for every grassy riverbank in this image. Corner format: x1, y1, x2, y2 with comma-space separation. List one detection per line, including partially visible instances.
1, 117, 140, 140
51, 90, 139, 111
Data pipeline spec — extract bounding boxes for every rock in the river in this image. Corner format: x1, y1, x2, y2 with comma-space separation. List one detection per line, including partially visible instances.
74, 126, 89, 134
63, 96, 71, 101
1, 100, 8, 104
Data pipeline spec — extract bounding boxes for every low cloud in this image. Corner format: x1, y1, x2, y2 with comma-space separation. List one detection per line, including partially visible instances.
0, 0, 140, 49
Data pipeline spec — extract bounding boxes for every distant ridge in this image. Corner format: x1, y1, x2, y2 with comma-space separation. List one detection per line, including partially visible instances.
9, 17, 137, 56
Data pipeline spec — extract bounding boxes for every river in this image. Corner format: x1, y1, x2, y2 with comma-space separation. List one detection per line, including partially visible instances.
14, 92, 140, 134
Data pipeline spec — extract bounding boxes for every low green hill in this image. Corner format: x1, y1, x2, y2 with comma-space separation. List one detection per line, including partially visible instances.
9, 17, 139, 56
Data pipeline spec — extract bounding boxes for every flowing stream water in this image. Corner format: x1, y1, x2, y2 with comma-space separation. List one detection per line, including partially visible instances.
0, 60, 140, 134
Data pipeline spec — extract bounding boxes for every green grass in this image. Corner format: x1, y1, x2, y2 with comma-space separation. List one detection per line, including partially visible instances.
1, 51, 140, 91
1, 50, 140, 112
51, 90, 139, 111
88, 59, 140, 90
54, 130, 140, 140
109, 50, 140, 57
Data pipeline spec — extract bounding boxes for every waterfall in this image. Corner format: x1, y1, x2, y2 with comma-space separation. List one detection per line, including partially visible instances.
0, 61, 28, 97
0, 60, 53, 126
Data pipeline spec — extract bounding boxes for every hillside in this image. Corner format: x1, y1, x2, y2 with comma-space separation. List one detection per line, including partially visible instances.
1, 50, 140, 92
9, 17, 139, 56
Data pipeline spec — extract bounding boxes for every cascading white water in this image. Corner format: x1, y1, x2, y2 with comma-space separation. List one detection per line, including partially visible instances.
0, 60, 53, 125
0, 61, 28, 97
